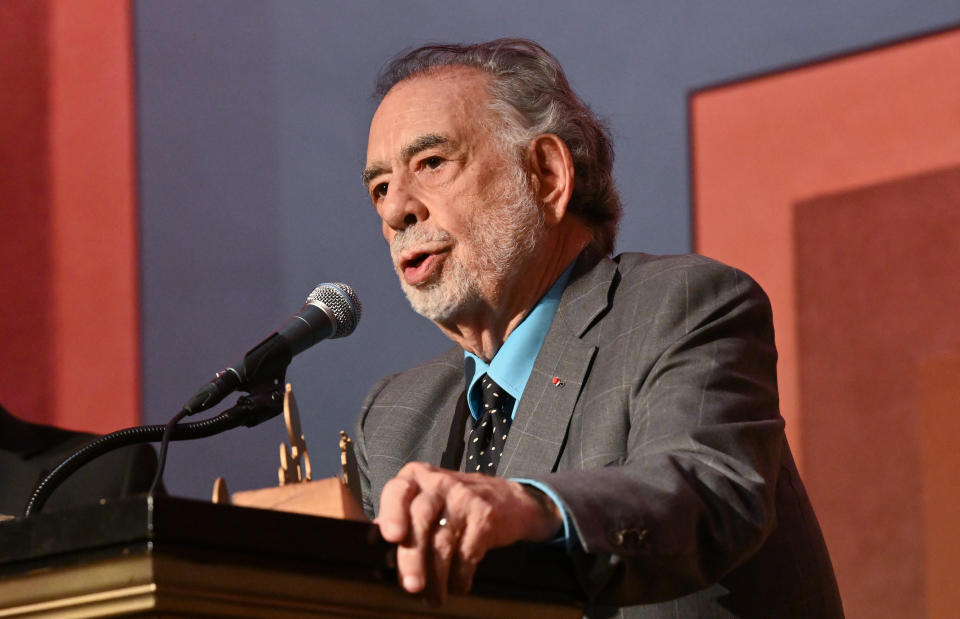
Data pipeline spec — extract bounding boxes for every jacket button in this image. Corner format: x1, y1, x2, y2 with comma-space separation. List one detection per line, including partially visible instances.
608, 529, 627, 547
608, 528, 648, 549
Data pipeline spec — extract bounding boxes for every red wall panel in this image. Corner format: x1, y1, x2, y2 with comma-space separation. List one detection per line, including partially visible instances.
794, 169, 960, 617
0, 1, 56, 425
0, 0, 139, 433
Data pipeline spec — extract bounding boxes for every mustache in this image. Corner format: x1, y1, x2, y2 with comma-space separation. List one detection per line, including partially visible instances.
390, 226, 454, 261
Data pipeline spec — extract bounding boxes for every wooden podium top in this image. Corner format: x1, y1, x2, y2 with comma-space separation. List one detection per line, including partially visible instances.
0, 495, 583, 617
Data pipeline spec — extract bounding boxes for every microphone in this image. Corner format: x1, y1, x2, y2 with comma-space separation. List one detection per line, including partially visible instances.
182, 282, 361, 415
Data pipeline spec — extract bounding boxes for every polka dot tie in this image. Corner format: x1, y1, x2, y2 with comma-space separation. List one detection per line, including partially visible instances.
466, 374, 514, 475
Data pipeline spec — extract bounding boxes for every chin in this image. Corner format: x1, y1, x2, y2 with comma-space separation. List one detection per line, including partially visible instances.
400, 267, 484, 324
402, 283, 467, 323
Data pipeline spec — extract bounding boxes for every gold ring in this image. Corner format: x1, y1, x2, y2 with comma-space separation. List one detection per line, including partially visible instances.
437, 516, 461, 539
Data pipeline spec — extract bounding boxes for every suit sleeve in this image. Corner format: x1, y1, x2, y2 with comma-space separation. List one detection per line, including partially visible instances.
353, 374, 394, 520
531, 263, 784, 605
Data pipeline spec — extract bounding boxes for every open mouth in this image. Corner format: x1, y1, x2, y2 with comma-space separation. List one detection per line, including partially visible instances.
398, 246, 449, 285
405, 252, 430, 270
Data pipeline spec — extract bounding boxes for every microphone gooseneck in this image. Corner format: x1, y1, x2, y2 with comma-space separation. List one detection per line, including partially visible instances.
25, 282, 361, 517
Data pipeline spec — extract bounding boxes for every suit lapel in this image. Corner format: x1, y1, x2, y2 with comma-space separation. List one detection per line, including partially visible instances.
440, 390, 469, 470
498, 252, 618, 478
388, 347, 465, 469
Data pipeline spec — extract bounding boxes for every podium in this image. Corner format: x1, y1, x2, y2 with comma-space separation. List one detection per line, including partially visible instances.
0, 495, 582, 617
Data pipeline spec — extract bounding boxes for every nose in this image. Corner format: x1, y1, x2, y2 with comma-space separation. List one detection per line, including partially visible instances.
379, 173, 428, 233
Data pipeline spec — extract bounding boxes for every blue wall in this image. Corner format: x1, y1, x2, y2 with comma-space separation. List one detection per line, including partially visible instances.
135, 1, 960, 498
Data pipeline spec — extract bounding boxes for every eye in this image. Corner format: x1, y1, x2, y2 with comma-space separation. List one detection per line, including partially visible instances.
422, 155, 444, 170
371, 182, 388, 200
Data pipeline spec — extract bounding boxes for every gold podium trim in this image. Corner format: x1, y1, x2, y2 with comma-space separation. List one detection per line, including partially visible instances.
0, 555, 157, 618
0, 552, 579, 618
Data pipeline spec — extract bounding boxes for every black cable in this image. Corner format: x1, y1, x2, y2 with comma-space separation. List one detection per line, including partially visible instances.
148, 408, 190, 496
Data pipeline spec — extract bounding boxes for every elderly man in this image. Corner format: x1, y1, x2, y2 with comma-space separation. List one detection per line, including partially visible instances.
356, 39, 842, 617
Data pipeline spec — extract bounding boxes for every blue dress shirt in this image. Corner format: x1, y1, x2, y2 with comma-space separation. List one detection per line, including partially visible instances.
463, 263, 576, 546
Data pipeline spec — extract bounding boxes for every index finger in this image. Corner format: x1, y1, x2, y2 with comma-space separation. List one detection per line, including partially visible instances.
377, 476, 420, 543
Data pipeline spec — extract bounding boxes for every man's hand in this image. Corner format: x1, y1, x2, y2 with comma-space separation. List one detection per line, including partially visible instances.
376, 462, 563, 606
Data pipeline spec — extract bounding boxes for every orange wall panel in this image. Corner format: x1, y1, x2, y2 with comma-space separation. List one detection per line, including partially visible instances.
691, 28, 960, 462
48, 0, 140, 433
692, 26, 960, 619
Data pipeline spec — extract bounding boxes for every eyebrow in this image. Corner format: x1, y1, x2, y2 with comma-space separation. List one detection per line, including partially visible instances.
361, 133, 449, 187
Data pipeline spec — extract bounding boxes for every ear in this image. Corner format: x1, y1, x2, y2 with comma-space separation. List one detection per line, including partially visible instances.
526, 134, 574, 226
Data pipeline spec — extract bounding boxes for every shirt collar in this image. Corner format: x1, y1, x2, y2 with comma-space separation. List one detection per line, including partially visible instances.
464, 263, 574, 419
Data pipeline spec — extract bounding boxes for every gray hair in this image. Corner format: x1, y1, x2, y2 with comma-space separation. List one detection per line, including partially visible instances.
375, 39, 621, 255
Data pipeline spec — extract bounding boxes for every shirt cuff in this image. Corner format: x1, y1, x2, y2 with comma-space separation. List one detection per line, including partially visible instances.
511, 478, 579, 553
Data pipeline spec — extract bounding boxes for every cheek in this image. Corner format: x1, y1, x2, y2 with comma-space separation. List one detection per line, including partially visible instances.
430, 193, 474, 236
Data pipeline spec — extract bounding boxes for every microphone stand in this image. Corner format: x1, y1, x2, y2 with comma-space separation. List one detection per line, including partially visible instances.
22, 374, 287, 519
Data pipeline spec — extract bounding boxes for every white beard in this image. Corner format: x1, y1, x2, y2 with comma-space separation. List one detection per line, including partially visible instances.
390, 166, 545, 323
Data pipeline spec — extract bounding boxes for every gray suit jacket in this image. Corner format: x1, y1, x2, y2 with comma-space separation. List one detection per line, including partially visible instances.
355, 252, 843, 617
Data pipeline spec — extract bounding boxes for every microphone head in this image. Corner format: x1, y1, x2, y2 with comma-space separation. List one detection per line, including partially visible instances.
307, 282, 361, 338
